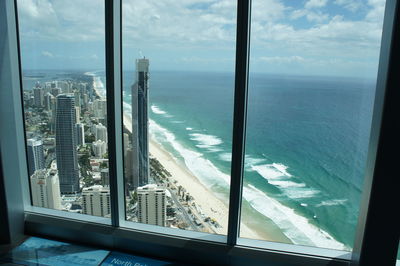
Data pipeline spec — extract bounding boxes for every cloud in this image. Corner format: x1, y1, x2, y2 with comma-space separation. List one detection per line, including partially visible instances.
259, 56, 306, 64
333, 0, 364, 12
17, 0, 105, 42
41, 51, 54, 58
305, 0, 328, 9
16, 0, 387, 76
290, 9, 329, 23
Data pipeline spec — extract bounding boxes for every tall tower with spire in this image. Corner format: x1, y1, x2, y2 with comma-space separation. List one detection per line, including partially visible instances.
130, 58, 150, 189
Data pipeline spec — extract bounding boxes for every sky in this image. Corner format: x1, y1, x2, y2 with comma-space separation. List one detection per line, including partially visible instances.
17, 0, 386, 78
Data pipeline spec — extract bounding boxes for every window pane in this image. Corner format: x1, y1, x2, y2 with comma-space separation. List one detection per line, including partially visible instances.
240, 0, 386, 250
17, 0, 111, 219
122, 0, 236, 235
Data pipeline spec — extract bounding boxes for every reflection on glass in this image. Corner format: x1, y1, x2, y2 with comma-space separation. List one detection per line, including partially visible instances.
122, 0, 236, 234
240, 0, 387, 250
17, 0, 110, 217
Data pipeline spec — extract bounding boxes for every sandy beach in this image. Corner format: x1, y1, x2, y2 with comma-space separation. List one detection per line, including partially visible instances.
123, 113, 263, 239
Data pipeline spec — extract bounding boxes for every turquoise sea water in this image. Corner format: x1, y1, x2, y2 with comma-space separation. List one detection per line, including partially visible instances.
121, 70, 375, 250
23, 70, 375, 251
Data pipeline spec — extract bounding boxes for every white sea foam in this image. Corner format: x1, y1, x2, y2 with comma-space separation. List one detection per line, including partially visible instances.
267, 180, 306, 188
190, 133, 223, 146
251, 163, 320, 199
251, 164, 289, 179
271, 163, 293, 177
186, 127, 193, 131
244, 156, 267, 169
151, 105, 167, 115
149, 120, 230, 187
284, 189, 320, 199
316, 199, 348, 207
189, 133, 223, 152
219, 152, 232, 162
245, 185, 347, 250
148, 119, 347, 251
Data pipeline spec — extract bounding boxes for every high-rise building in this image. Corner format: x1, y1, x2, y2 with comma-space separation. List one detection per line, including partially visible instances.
55, 94, 79, 194
33, 87, 44, 107
51, 87, 61, 97
58, 81, 71, 93
26, 139, 45, 177
137, 184, 166, 226
82, 93, 89, 109
101, 168, 109, 187
123, 133, 130, 156
30, 169, 61, 210
43, 92, 54, 111
74, 91, 81, 108
95, 123, 107, 143
92, 140, 107, 158
75, 106, 80, 123
131, 58, 150, 189
93, 99, 107, 119
75, 123, 85, 146
82, 185, 110, 217
124, 148, 134, 191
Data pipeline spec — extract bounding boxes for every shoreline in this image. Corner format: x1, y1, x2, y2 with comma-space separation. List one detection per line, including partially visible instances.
123, 113, 265, 239
85, 72, 104, 99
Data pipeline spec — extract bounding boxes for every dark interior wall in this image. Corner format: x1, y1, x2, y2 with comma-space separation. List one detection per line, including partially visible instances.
0, 151, 11, 244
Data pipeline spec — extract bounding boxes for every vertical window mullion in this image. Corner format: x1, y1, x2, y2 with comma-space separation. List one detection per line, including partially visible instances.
105, 0, 124, 227
351, 0, 400, 265
227, 0, 252, 246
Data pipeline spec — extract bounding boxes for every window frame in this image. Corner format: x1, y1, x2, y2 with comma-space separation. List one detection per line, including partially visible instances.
0, 0, 398, 265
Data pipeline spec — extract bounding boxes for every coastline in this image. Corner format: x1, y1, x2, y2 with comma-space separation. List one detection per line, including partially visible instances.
85, 72, 105, 99
123, 113, 265, 239
91, 73, 345, 249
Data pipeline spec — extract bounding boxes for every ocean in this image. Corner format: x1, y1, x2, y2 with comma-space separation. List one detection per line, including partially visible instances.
23, 69, 376, 251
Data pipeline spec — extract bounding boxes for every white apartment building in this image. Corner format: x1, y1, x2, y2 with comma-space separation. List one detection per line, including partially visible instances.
95, 123, 108, 143
82, 185, 110, 217
93, 99, 107, 119
137, 184, 166, 226
92, 140, 107, 158
30, 169, 61, 210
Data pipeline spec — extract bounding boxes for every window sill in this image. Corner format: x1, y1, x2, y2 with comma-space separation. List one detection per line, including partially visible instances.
24, 212, 350, 266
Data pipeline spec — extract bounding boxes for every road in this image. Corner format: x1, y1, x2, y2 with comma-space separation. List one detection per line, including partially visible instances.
167, 188, 198, 231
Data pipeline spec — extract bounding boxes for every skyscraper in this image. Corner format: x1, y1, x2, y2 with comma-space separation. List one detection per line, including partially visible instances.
43, 92, 54, 111
33, 87, 44, 108
55, 94, 79, 194
26, 138, 45, 177
30, 169, 61, 210
92, 140, 107, 158
95, 123, 108, 143
131, 58, 149, 189
137, 184, 166, 226
82, 185, 110, 217
75, 123, 85, 146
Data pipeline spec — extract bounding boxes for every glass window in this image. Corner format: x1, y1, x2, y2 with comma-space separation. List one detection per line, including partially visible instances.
240, 0, 387, 251
17, 0, 111, 218
122, 0, 237, 235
